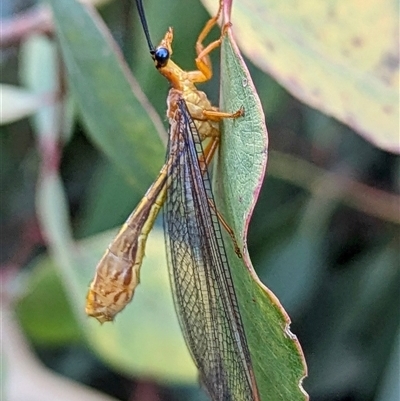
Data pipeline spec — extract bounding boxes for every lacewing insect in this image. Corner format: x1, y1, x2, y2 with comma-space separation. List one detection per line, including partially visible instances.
85, 0, 260, 399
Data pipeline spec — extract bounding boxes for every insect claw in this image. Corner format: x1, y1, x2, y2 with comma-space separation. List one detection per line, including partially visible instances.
232, 106, 245, 118
221, 22, 232, 36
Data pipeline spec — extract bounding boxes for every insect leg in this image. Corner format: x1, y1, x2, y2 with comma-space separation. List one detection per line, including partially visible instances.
203, 106, 244, 121
207, 199, 242, 258
197, 136, 243, 258
187, 0, 225, 83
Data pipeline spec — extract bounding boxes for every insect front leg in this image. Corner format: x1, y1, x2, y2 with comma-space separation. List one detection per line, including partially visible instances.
187, 0, 226, 83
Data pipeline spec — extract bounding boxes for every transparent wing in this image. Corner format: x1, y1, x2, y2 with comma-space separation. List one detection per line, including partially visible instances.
164, 99, 258, 401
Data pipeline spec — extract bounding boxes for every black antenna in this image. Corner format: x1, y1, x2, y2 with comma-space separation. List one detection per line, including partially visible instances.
135, 0, 155, 53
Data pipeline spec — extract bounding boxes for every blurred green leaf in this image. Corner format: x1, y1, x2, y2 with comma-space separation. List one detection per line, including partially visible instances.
203, 0, 400, 154
76, 158, 140, 238
35, 171, 84, 319
305, 242, 400, 397
0, 84, 47, 124
49, 0, 166, 193
376, 330, 400, 401
19, 34, 60, 140
260, 231, 323, 314
16, 257, 80, 345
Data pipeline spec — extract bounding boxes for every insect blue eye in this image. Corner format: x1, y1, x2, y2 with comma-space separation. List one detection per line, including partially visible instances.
154, 47, 169, 67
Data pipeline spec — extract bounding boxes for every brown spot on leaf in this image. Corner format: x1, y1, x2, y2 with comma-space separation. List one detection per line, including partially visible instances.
326, 5, 337, 20
382, 52, 399, 72
311, 88, 321, 99
383, 105, 393, 115
351, 36, 363, 47
265, 40, 275, 52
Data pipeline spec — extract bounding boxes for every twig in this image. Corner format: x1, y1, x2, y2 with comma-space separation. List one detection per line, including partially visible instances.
0, 6, 53, 47
268, 150, 400, 224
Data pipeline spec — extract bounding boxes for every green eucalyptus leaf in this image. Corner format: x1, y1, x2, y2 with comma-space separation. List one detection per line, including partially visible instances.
215, 27, 308, 401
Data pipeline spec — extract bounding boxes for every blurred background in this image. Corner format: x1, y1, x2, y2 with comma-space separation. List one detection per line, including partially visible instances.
1, 0, 399, 401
